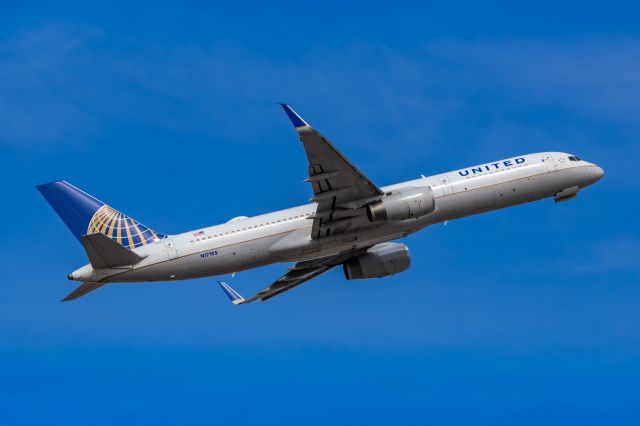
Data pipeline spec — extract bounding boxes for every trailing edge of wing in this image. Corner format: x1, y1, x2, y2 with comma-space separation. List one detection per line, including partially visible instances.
217, 266, 332, 305
216, 249, 367, 305
278, 103, 383, 239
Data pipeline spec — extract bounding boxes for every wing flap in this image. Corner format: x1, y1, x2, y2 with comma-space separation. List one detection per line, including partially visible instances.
297, 127, 383, 205
217, 249, 367, 305
260, 266, 332, 301
280, 104, 383, 239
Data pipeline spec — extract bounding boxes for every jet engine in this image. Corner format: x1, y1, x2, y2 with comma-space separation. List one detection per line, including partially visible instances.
366, 187, 435, 222
343, 243, 411, 280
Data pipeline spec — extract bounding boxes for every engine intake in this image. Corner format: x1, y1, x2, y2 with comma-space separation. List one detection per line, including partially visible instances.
366, 187, 435, 222
343, 243, 411, 280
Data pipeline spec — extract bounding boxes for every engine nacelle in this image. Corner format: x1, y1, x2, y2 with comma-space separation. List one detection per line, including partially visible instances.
366, 187, 435, 222
343, 243, 411, 280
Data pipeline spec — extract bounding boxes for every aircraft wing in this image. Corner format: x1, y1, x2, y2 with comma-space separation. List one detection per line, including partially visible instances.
280, 104, 384, 239
217, 249, 365, 304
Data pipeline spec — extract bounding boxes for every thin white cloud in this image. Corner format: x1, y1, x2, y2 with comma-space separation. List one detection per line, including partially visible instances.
2, 25, 639, 190
0, 25, 102, 147
557, 235, 640, 273
426, 38, 640, 127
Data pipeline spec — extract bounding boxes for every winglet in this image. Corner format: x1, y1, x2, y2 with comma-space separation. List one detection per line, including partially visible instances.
217, 281, 245, 305
279, 104, 309, 128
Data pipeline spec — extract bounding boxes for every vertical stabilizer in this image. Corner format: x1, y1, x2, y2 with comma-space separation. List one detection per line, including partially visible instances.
37, 180, 164, 249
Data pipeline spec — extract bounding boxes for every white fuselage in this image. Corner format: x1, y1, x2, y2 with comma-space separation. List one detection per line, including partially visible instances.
70, 152, 603, 284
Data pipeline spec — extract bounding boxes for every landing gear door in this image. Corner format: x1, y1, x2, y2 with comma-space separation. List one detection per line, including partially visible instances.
162, 237, 178, 259
438, 174, 454, 196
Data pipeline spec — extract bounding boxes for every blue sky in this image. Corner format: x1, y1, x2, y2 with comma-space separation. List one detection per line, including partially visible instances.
1, 1, 639, 424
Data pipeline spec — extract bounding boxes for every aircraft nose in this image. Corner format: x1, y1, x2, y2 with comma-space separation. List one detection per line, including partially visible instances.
583, 164, 604, 186
593, 165, 604, 181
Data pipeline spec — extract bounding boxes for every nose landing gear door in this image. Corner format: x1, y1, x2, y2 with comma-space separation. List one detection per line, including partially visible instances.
162, 237, 178, 259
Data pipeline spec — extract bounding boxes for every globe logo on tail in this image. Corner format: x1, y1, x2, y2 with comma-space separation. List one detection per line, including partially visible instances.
87, 205, 163, 249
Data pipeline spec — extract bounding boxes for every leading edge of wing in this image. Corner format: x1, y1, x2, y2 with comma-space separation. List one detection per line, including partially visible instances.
278, 103, 383, 200
216, 249, 368, 306
216, 263, 337, 305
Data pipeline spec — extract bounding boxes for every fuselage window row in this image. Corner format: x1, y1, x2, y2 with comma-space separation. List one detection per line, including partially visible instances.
189, 213, 312, 243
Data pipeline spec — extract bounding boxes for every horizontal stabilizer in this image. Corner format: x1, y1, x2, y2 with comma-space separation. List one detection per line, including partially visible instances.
81, 233, 146, 269
62, 282, 105, 302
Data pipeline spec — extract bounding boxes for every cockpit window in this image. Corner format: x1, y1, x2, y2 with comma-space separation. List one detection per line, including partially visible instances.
568, 155, 582, 161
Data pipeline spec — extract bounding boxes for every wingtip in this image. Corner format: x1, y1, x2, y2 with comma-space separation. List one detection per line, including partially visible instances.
279, 103, 308, 128
217, 281, 245, 305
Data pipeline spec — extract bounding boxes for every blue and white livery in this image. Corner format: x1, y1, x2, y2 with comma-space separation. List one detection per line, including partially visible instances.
37, 104, 604, 304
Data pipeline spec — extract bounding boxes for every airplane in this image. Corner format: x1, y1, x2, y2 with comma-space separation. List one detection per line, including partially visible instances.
37, 104, 604, 304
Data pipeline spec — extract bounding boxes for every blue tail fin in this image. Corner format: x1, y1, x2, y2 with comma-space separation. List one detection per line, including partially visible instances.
37, 180, 164, 249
